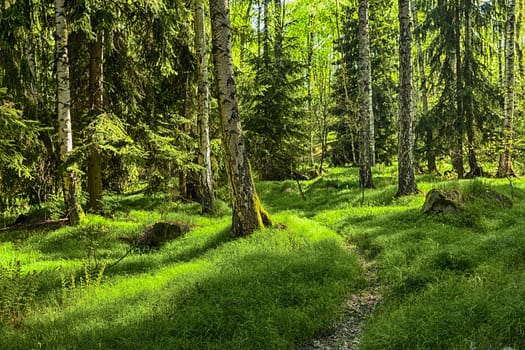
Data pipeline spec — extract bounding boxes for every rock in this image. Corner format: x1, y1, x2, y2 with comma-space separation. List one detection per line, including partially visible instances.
422, 189, 464, 214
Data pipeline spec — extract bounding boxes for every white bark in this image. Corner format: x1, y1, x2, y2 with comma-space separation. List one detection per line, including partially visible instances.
194, 0, 216, 213
358, 0, 374, 187
498, 0, 516, 177
56, 0, 81, 224
209, 0, 271, 236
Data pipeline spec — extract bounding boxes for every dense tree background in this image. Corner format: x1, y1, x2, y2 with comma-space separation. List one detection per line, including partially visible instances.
0, 0, 523, 221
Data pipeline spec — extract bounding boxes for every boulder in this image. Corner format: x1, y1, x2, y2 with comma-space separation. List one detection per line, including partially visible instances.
422, 189, 464, 214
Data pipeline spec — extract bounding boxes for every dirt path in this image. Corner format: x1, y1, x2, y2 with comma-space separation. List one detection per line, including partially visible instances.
302, 256, 382, 350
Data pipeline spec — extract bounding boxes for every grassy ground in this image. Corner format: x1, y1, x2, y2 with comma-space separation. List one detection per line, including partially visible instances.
1, 166, 524, 349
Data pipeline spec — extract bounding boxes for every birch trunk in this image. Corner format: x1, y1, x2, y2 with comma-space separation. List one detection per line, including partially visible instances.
397, 0, 417, 196
87, 31, 104, 211
56, 0, 81, 224
358, 0, 374, 188
498, 0, 516, 177
209, 0, 272, 237
194, 0, 216, 214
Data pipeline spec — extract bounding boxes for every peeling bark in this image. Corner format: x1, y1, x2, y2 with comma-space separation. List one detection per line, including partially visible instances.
358, 0, 374, 188
194, 0, 216, 214
56, 0, 81, 224
498, 0, 516, 177
209, 0, 272, 236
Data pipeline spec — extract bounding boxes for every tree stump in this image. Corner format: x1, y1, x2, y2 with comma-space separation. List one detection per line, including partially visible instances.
121, 222, 192, 250
422, 189, 464, 214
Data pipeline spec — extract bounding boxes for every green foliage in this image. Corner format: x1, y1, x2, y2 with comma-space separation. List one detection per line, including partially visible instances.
0, 260, 40, 327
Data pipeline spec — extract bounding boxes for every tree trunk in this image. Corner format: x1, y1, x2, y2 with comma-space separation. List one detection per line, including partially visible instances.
194, 0, 216, 214
87, 30, 104, 211
498, 0, 517, 177
397, 0, 417, 196
453, 0, 465, 179
412, 0, 436, 173
358, 0, 374, 188
56, 0, 82, 225
209, 0, 272, 237
464, 8, 482, 178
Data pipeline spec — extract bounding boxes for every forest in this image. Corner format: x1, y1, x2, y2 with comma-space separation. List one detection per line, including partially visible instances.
1, 0, 525, 348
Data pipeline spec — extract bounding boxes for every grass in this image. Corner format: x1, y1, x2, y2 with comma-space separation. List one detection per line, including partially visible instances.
1, 166, 525, 349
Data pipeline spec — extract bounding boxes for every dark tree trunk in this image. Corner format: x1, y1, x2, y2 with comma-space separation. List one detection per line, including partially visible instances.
87, 31, 104, 211
397, 0, 417, 196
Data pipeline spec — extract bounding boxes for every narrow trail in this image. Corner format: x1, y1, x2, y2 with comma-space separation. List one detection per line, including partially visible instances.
302, 252, 382, 350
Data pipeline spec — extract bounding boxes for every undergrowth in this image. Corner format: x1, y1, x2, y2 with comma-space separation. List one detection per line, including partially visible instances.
0, 166, 524, 349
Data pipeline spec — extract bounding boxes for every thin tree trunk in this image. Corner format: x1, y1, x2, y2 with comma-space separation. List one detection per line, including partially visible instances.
464, 7, 482, 177
411, 0, 436, 173
209, 0, 272, 237
397, 0, 417, 196
87, 30, 104, 211
194, 0, 216, 214
358, 0, 374, 188
307, 15, 315, 167
56, 0, 81, 225
453, 0, 465, 179
498, 0, 517, 177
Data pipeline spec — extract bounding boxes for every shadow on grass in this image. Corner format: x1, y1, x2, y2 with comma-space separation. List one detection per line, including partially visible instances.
4, 233, 364, 350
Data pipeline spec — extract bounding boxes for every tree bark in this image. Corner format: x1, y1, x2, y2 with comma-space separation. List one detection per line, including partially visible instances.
397, 0, 417, 196
453, 0, 465, 179
498, 0, 516, 177
56, 0, 82, 225
194, 0, 216, 214
209, 0, 272, 237
464, 7, 482, 178
411, 0, 436, 173
358, 0, 374, 188
87, 30, 104, 211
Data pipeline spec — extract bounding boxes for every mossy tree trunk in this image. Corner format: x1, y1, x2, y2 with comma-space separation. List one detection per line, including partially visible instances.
397, 0, 417, 196
194, 0, 216, 214
209, 0, 272, 237
56, 0, 82, 225
358, 0, 374, 188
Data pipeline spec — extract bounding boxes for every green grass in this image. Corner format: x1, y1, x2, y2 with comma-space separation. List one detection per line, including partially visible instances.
0, 193, 363, 349
1, 166, 525, 349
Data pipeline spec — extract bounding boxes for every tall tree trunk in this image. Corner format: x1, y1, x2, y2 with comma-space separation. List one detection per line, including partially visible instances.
56, 0, 81, 225
307, 15, 315, 167
498, 0, 517, 177
194, 0, 216, 214
397, 0, 417, 196
209, 0, 272, 237
464, 7, 482, 177
453, 0, 465, 179
87, 31, 104, 211
412, 0, 436, 173
358, 0, 374, 188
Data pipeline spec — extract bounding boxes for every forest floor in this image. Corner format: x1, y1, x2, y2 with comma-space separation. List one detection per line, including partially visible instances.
302, 255, 382, 350
1, 166, 525, 349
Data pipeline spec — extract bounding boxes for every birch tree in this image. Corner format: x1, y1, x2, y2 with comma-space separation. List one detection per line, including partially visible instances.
358, 0, 375, 188
194, 0, 216, 214
498, 0, 516, 177
56, 0, 82, 224
209, 0, 272, 237
396, 0, 417, 196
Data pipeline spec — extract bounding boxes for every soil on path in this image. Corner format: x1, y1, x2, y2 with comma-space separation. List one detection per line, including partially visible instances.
302, 255, 382, 350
